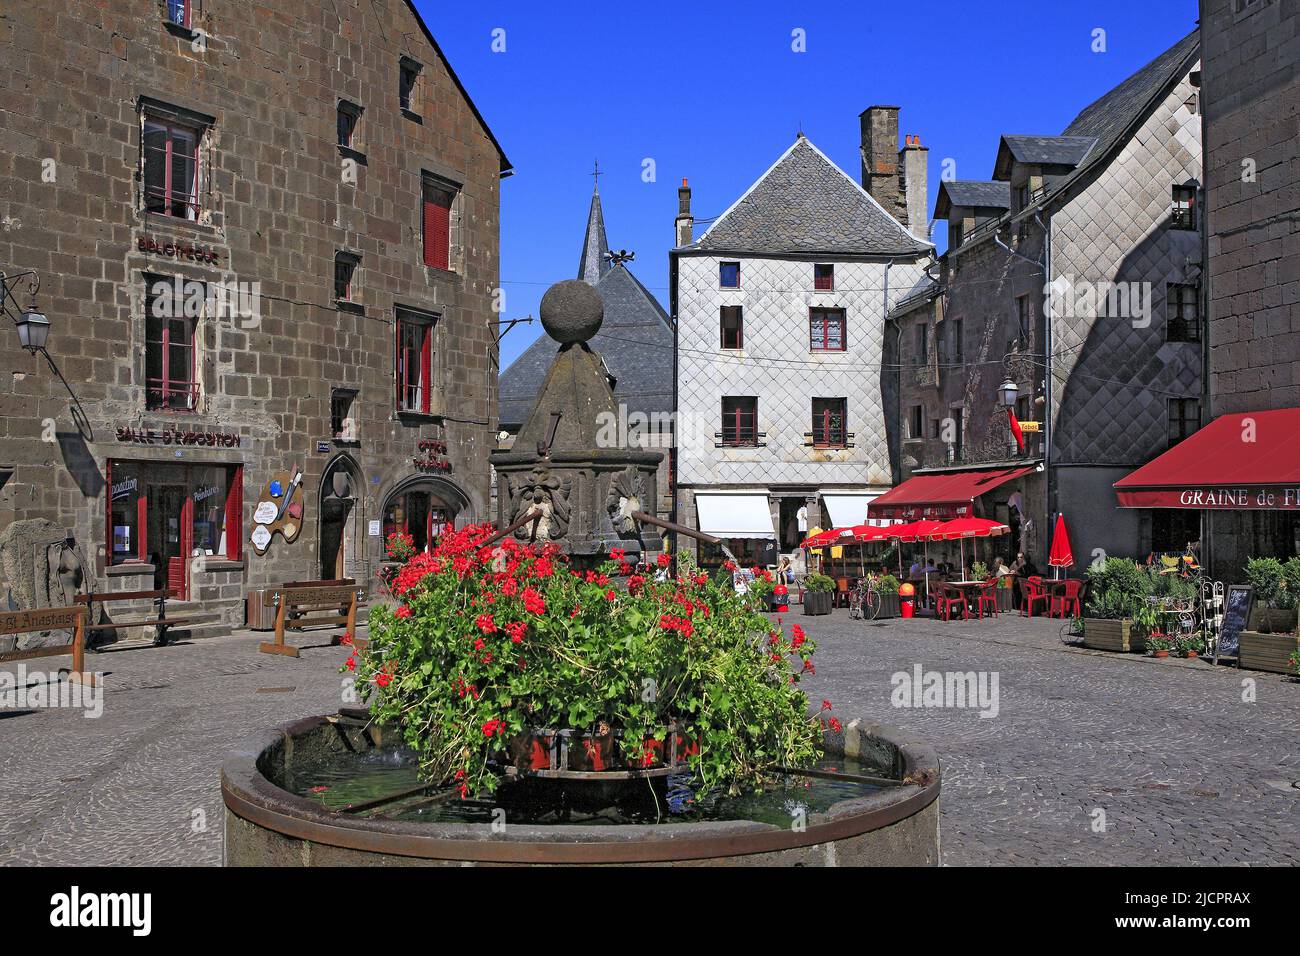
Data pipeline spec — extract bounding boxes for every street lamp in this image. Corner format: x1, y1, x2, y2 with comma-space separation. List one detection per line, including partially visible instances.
999, 378, 1019, 408
1, 270, 50, 355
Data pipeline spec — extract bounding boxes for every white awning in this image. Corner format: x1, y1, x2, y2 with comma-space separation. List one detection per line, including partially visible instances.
822, 494, 873, 529
696, 494, 775, 539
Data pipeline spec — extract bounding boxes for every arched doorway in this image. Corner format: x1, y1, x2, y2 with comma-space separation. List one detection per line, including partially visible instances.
319, 456, 362, 580
381, 476, 470, 553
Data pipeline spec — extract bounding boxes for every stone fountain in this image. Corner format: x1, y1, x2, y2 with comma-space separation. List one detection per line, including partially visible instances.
489, 280, 664, 563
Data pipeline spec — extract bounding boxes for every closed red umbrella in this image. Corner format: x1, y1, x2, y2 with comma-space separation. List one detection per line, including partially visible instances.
1048, 513, 1074, 579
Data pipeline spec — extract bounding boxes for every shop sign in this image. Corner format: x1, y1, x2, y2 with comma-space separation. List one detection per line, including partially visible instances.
1116, 486, 1300, 510
137, 234, 222, 264
413, 439, 452, 472
1018, 421, 1042, 433
116, 426, 240, 447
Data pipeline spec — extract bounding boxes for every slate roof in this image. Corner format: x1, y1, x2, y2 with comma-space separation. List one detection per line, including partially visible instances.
578, 188, 610, 285
998, 134, 1098, 169
499, 266, 674, 429
934, 180, 1011, 220
688, 135, 930, 256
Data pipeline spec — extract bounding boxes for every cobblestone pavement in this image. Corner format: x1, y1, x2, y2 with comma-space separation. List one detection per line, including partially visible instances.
1, 613, 1297, 866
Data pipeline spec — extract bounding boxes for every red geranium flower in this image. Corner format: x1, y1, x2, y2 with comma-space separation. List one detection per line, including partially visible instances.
481, 718, 504, 738
657, 553, 671, 568
475, 613, 496, 634
522, 587, 546, 615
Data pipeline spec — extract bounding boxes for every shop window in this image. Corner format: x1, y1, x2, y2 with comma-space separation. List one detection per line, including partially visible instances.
107, 460, 242, 587
331, 388, 358, 441
720, 396, 757, 447
383, 489, 454, 553
145, 275, 199, 411
1166, 283, 1200, 342
814, 263, 834, 291
142, 106, 203, 220
1167, 398, 1201, 447
811, 397, 847, 448
396, 307, 437, 414
719, 261, 740, 288
399, 57, 423, 115
720, 305, 743, 349
810, 307, 846, 352
422, 174, 457, 271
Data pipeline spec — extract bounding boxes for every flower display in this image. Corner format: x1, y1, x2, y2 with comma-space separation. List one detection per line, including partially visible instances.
350, 524, 822, 797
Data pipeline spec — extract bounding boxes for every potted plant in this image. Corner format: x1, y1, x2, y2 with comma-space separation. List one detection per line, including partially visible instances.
802, 573, 836, 616
1147, 634, 1173, 658
871, 574, 902, 619
1082, 558, 1151, 652
349, 528, 824, 799
1130, 600, 1163, 654
1177, 632, 1205, 659
1238, 557, 1300, 674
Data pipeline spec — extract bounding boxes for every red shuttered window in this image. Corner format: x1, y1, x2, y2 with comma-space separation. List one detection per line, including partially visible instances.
225, 465, 243, 560
422, 177, 455, 271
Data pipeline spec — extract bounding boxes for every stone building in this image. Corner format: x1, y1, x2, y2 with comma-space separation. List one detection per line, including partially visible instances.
498, 183, 674, 524
671, 118, 931, 568
0, 0, 508, 631
1130, 0, 1300, 578
886, 31, 1204, 569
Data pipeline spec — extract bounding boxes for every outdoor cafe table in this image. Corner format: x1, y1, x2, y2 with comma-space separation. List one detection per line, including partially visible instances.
1041, 578, 1078, 618
945, 580, 989, 614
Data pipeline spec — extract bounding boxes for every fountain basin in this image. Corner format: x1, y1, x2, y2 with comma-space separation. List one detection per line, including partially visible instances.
221, 714, 940, 866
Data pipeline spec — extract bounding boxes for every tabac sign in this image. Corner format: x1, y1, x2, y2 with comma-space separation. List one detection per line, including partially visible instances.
1115, 486, 1300, 510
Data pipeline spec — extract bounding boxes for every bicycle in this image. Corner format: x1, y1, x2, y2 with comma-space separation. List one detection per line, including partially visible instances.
848, 577, 882, 621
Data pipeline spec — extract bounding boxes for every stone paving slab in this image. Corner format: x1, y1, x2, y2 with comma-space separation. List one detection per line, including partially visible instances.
0, 613, 1297, 866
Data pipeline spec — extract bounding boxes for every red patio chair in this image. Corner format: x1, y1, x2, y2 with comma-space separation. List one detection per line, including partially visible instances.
975, 578, 999, 619
1051, 579, 1083, 618
936, 582, 969, 622
1019, 577, 1049, 618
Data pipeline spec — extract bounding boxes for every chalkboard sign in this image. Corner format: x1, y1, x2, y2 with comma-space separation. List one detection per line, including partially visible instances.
1215, 585, 1253, 663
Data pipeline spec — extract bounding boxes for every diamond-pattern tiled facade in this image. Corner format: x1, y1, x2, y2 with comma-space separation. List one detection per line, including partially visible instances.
677, 254, 927, 489
1050, 68, 1204, 465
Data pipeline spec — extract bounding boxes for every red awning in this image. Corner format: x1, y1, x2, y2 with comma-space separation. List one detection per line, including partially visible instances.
1114, 409, 1300, 510
868, 466, 1036, 520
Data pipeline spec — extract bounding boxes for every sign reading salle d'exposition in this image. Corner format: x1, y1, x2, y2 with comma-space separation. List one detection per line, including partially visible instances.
116, 426, 240, 447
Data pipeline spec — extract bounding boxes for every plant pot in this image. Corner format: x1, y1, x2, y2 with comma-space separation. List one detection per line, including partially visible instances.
1238, 630, 1300, 674
1183, 650, 1198, 659
803, 591, 833, 616
1083, 618, 1137, 653
567, 729, 618, 772
1247, 606, 1299, 634
505, 731, 558, 771
1152, 649, 1169, 658
871, 591, 901, 619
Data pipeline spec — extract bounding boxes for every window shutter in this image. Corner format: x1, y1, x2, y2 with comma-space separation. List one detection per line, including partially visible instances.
226, 465, 243, 560
423, 191, 451, 270
136, 494, 149, 562
420, 326, 432, 414
395, 319, 403, 409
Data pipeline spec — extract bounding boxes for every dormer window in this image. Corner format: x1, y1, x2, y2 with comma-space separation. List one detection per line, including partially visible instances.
1015, 183, 1029, 211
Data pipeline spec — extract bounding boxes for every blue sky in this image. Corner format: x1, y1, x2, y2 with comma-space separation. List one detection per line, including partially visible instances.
413, 0, 1201, 370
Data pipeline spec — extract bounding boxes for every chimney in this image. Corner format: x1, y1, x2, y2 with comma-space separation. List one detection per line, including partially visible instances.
675, 178, 693, 246
900, 134, 929, 242
860, 106, 906, 226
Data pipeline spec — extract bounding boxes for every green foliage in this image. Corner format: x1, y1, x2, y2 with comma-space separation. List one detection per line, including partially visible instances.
875, 573, 902, 595
1244, 557, 1290, 609
350, 529, 824, 799
971, 561, 990, 581
1085, 558, 1152, 620
803, 573, 836, 593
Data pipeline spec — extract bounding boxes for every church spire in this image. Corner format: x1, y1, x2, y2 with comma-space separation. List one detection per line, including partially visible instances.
578, 161, 610, 286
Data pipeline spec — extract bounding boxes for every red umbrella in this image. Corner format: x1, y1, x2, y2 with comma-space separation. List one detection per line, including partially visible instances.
887, 520, 947, 600
930, 517, 1011, 577
1048, 513, 1074, 579
848, 524, 894, 542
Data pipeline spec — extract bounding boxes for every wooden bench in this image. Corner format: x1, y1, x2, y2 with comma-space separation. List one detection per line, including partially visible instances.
76, 588, 196, 648
0, 605, 95, 684
259, 582, 367, 658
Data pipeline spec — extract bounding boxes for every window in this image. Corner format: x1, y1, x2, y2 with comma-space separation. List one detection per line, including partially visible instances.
720, 396, 757, 447
809, 307, 846, 351
331, 388, 358, 441
1166, 283, 1200, 342
167, 0, 191, 28
943, 318, 963, 364
334, 252, 359, 303
1014, 295, 1033, 350
720, 305, 743, 349
1015, 184, 1029, 211
396, 309, 436, 413
108, 461, 243, 571
814, 263, 834, 291
144, 275, 198, 411
422, 175, 456, 271
948, 222, 963, 248
913, 322, 928, 365
719, 261, 740, 288
399, 57, 422, 114
1168, 398, 1201, 447
1171, 184, 1197, 230
337, 100, 363, 152
143, 113, 201, 220
929, 418, 942, 439
908, 405, 924, 440
811, 398, 847, 448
